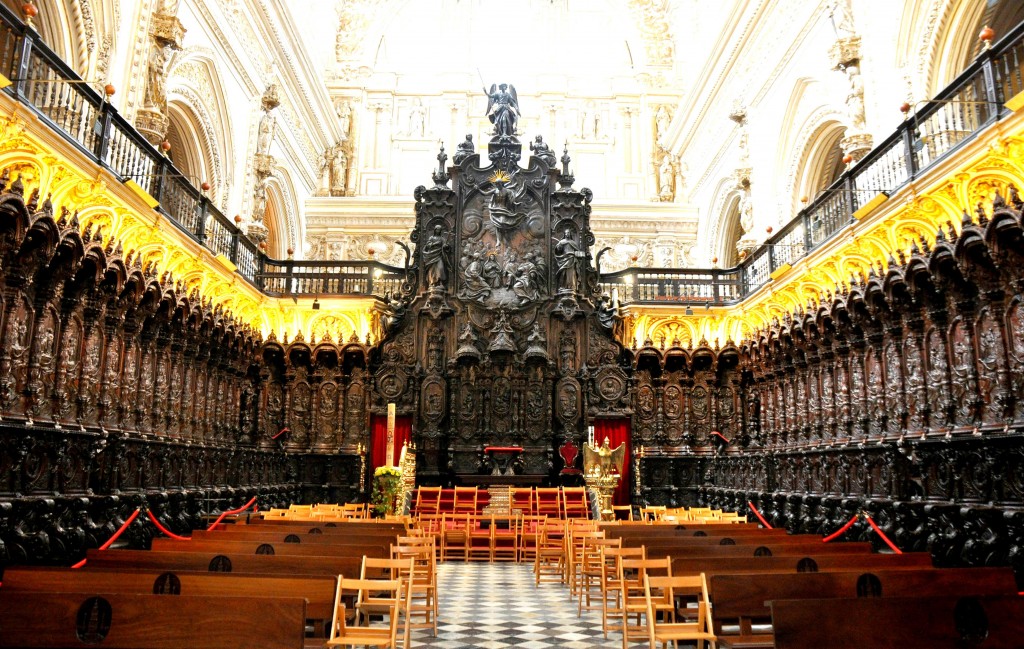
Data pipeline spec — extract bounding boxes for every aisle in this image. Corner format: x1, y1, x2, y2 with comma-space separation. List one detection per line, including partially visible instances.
412, 562, 623, 649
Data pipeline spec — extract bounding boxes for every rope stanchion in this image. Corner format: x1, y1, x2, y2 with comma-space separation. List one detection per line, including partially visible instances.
747, 501, 773, 529
72, 508, 141, 568
271, 427, 289, 440
206, 495, 258, 531
865, 515, 902, 554
822, 514, 859, 543
146, 510, 192, 541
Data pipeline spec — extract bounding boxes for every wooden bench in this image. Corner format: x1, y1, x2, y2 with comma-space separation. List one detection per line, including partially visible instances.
0, 591, 306, 649
640, 542, 875, 559
710, 567, 1018, 648
150, 538, 389, 558
670, 552, 934, 578
188, 528, 400, 545
84, 549, 363, 578
770, 595, 1024, 648
2, 566, 337, 625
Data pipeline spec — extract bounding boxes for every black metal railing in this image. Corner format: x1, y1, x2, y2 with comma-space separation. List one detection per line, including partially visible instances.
1, 5, 1022, 304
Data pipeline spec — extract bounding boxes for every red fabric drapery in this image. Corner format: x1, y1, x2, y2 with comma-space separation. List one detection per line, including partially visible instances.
370, 414, 412, 470
594, 418, 631, 506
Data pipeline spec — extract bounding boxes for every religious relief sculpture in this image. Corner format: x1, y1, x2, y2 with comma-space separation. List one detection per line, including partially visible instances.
484, 83, 519, 137
406, 98, 426, 137
136, 11, 185, 145
658, 150, 674, 202
422, 225, 449, 291
554, 228, 587, 294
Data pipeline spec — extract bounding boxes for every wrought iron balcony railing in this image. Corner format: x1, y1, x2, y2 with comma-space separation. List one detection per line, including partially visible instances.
1, 4, 1021, 304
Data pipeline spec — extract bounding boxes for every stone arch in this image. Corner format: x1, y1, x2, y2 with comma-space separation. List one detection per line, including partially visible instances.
789, 119, 847, 211
267, 168, 300, 258
1, 0, 118, 79
704, 177, 743, 269
165, 49, 232, 209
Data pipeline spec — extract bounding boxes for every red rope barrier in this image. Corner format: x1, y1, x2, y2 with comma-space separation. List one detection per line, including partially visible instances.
146, 510, 192, 541
747, 501, 773, 529
865, 515, 902, 554
710, 431, 731, 444
206, 495, 258, 531
72, 508, 141, 568
271, 427, 289, 440
822, 514, 859, 543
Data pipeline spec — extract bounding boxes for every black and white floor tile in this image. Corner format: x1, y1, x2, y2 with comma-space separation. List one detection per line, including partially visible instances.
410, 562, 623, 649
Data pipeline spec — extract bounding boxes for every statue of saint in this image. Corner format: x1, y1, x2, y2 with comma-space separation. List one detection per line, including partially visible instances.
529, 135, 556, 167
554, 228, 586, 293
330, 145, 347, 195
655, 106, 671, 142
453, 133, 475, 165
145, 43, 170, 110
422, 225, 448, 288
256, 110, 276, 155
407, 98, 425, 137
335, 99, 352, 135
659, 153, 674, 200
484, 83, 519, 137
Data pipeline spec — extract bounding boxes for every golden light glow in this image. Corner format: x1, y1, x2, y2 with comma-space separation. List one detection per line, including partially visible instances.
0, 74, 11, 90
852, 192, 888, 220
1006, 89, 1024, 112
489, 169, 511, 183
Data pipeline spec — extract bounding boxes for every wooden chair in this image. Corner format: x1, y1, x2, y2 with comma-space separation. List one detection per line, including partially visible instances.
534, 518, 567, 586
490, 513, 521, 562
568, 528, 604, 599
644, 573, 717, 649
562, 487, 590, 518
601, 546, 646, 637
612, 505, 634, 521
511, 487, 535, 516
358, 556, 415, 647
535, 488, 562, 518
578, 536, 623, 616
468, 514, 492, 561
440, 512, 470, 562
453, 486, 478, 514
391, 543, 438, 637
327, 577, 405, 648
621, 557, 672, 648
519, 514, 546, 563
414, 486, 442, 516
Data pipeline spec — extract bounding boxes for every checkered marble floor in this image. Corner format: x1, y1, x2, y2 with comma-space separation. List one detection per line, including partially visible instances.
410, 562, 623, 649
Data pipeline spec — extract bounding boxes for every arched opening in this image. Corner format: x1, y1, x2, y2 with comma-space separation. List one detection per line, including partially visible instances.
165, 105, 205, 183
793, 122, 847, 209
263, 181, 287, 259
927, 0, 1024, 96
718, 194, 743, 269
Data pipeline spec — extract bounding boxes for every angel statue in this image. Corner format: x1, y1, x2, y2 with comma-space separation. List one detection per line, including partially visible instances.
484, 83, 519, 137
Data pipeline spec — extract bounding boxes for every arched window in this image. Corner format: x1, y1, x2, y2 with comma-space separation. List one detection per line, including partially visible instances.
793, 122, 847, 209
719, 194, 743, 268
928, 0, 1024, 96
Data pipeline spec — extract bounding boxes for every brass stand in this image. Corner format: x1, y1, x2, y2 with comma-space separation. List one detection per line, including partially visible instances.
585, 471, 621, 521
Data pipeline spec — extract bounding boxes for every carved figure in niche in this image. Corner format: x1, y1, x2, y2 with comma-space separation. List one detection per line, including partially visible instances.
559, 330, 576, 373
251, 181, 268, 223
529, 135, 556, 167
664, 384, 682, 418
845, 62, 866, 131
637, 385, 655, 417
37, 322, 55, 369
256, 110, 276, 156
145, 42, 171, 110
9, 317, 28, 358
422, 225, 448, 288
554, 228, 586, 294
453, 134, 475, 165
407, 98, 425, 137
580, 101, 599, 140
738, 188, 754, 234
595, 294, 617, 330
484, 83, 519, 137
659, 152, 674, 201
330, 145, 347, 196
313, 150, 331, 196
655, 106, 671, 142
335, 99, 352, 135
318, 383, 337, 443
559, 385, 578, 420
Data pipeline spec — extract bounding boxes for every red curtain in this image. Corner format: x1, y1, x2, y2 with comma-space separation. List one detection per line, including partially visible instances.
595, 418, 631, 505
370, 414, 412, 470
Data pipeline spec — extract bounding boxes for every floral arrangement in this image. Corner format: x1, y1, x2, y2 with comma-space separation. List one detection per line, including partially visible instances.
371, 465, 403, 516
